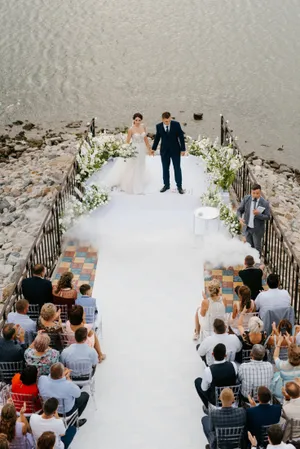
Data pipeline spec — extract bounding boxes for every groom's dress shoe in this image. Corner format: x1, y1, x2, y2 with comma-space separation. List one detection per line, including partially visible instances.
178, 187, 185, 194
160, 186, 170, 193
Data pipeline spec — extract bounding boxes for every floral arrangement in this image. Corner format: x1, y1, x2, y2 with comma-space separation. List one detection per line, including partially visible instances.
76, 133, 137, 183
59, 183, 110, 233
200, 186, 241, 236
187, 137, 243, 191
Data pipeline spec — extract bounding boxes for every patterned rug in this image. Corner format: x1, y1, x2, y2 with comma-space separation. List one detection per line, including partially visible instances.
52, 241, 98, 289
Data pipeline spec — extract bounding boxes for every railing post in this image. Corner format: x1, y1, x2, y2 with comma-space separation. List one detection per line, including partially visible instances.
220, 115, 224, 146
54, 198, 61, 254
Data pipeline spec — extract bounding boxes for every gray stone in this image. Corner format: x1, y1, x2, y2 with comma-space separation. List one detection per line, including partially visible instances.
0, 199, 10, 213
269, 161, 280, 169
252, 159, 262, 166
1, 215, 15, 226
278, 165, 293, 174
27, 136, 44, 147
7, 254, 20, 266
0, 264, 12, 276
22, 122, 35, 131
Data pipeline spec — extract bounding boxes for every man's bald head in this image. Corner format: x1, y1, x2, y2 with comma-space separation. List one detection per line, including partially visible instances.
285, 381, 300, 399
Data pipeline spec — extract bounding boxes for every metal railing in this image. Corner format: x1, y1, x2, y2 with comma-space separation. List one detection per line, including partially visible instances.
221, 115, 300, 321
0, 146, 83, 328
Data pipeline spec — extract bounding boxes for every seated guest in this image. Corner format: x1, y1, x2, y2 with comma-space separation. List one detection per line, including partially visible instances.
230, 285, 255, 329
249, 424, 297, 449
37, 431, 56, 449
235, 316, 267, 363
0, 402, 33, 447
202, 388, 246, 449
25, 333, 59, 376
247, 386, 281, 445
272, 335, 300, 399
76, 284, 99, 325
65, 305, 105, 362
238, 255, 263, 299
52, 272, 77, 312
0, 434, 8, 449
238, 344, 273, 400
255, 274, 291, 314
282, 381, 300, 443
11, 366, 40, 412
0, 323, 25, 363
268, 320, 294, 348
194, 343, 237, 409
21, 263, 53, 307
38, 303, 62, 333
38, 363, 89, 426
61, 327, 98, 375
194, 280, 226, 341
7, 299, 36, 334
197, 319, 242, 366
31, 397, 76, 449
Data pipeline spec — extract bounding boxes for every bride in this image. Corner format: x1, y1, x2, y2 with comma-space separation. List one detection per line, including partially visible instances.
97, 112, 152, 194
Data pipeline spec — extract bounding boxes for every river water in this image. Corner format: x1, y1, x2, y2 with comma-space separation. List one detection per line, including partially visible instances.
0, 0, 300, 166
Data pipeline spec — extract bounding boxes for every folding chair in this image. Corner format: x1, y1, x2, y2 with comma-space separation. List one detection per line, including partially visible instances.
60, 332, 76, 349
268, 345, 289, 363
241, 349, 252, 363
284, 418, 300, 449
27, 304, 40, 321
65, 359, 97, 410
10, 391, 42, 416
259, 424, 271, 448
216, 426, 245, 449
0, 361, 24, 384
9, 434, 35, 449
54, 304, 69, 323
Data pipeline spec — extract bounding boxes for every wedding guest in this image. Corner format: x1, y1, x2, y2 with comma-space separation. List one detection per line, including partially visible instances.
194, 343, 238, 409
0, 323, 25, 363
25, 332, 59, 376
237, 183, 270, 257
197, 319, 242, 366
7, 299, 36, 334
230, 285, 255, 329
37, 303, 63, 350
248, 424, 296, 449
0, 434, 8, 449
202, 388, 246, 449
65, 305, 105, 362
21, 264, 53, 307
61, 327, 98, 375
268, 320, 294, 348
0, 402, 33, 447
246, 386, 281, 444
11, 366, 40, 412
37, 431, 56, 449
238, 344, 273, 400
76, 284, 99, 325
193, 280, 226, 341
52, 272, 77, 312
38, 363, 89, 426
238, 255, 264, 299
255, 274, 291, 314
272, 335, 300, 399
235, 315, 267, 363
31, 398, 76, 449
282, 382, 300, 442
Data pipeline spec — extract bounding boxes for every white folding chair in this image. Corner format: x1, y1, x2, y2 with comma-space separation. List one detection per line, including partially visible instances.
66, 360, 97, 410
216, 426, 245, 449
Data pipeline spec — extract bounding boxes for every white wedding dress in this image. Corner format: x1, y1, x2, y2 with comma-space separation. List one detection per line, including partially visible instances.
94, 130, 148, 195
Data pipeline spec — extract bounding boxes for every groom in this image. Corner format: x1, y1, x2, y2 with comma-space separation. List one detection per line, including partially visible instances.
151, 112, 185, 194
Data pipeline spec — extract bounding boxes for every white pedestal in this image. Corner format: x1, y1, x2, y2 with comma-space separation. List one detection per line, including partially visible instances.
193, 207, 220, 236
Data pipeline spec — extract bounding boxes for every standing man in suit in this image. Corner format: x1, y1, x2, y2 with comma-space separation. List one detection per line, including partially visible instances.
21, 264, 53, 308
151, 112, 186, 194
237, 184, 270, 257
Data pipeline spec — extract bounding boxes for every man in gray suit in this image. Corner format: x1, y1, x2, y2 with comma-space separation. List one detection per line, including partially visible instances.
237, 183, 270, 257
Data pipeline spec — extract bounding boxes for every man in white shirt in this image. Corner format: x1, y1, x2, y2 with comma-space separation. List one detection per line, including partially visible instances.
196, 319, 242, 366
255, 274, 291, 314
60, 327, 98, 376
7, 299, 36, 334
248, 424, 296, 448
281, 381, 300, 442
30, 397, 76, 449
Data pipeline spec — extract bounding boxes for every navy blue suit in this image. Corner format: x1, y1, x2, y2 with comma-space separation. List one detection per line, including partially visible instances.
152, 120, 185, 189
246, 403, 281, 443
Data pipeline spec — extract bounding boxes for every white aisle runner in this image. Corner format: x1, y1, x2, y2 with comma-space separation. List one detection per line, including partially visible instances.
72, 156, 210, 449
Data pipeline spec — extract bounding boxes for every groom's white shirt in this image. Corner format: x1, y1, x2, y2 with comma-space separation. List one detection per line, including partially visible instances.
163, 122, 171, 132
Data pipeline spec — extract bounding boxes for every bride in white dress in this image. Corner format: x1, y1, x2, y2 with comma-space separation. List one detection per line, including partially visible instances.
98, 112, 152, 194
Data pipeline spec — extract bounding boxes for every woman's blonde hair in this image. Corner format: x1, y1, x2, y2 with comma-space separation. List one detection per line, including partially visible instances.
40, 303, 57, 322
207, 279, 220, 297
33, 333, 51, 352
288, 344, 300, 367
248, 316, 264, 333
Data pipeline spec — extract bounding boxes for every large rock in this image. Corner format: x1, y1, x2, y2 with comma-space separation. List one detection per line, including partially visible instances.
22, 122, 35, 131
27, 136, 44, 147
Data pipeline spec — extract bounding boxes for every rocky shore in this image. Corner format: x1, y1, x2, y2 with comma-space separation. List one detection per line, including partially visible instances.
0, 120, 87, 302
245, 152, 300, 258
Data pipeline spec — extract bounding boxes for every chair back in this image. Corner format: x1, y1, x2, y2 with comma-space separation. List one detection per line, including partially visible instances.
268, 345, 289, 363
259, 424, 271, 448
216, 426, 244, 449
287, 418, 300, 442
9, 435, 34, 449
60, 332, 76, 348
27, 304, 40, 321
82, 306, 96, 325
0, 361, 24, 384
241, 349, 252, 363
260, 307, 295, 336
66, 359, 94, 380
54, 304, 69, 322
10, 391, 40, 415
242, 312, 259, 330
214, 384, 241, 408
